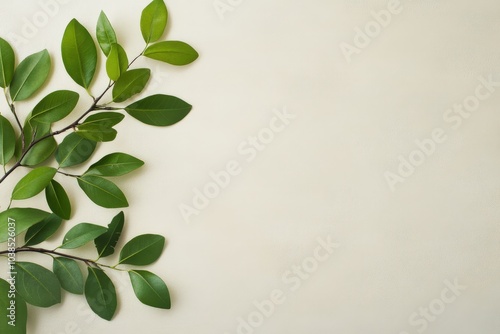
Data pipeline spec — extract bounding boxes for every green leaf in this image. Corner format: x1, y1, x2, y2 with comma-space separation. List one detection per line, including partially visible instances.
125, 94, 192, 127
24, 213, 63, 246
0, 115, 16, 165
95, 211, 124, 258
112, 68, 150, 103
85, 153, 144, 177
144, 41, 198, 66
53, 257, 84, 294
12, 166, 57, 200
85, 267, 117, 321
56, 132, 97, 168
96, 11, 117, 56
10, 49, 51, 101
77, 175, 128, 208
0, 208, 51, 243
45, 180, 72, 220
20, 122, 57, 166
59, 222, 107, 249
62, 19, 97, 89
140, 0, 168, 44
0, 278, 28, 334
0, 37, 15, 88
118, 234, 165, 266
15, 262, 61, 307
129, 270, 171, 309
29, 90, 79, 124
106, 43, 128, 81
76, 112, 124, 142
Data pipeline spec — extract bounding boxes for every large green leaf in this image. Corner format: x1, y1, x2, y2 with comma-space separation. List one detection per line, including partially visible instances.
140, 0, 168, 44
56, 132, 96, 168
129, 270, 170, 309
85, 153, 144, 177
53, 257, 84, 294
45, 180, 72, 219
20, 125, 58, 166
85, 268, 117, 321
125, 94, 192, 126
0, 208, 51, 243
62, 19, 97, 89
29, 90, 79, 124
0, 115, 16, 165
144, 41, 198, 66
95, 211, 124, 258
10, 49, 51, 101
76, 112, 124, 142
118, 234, 165, 266
112, 68, 150, 103
106, 43, 128, 81
12, 166, 56, 200
15, 262, 61, 307
24, 214, 63, 247
59, 222, 107, 249
77, 175, 128, 208
0, 37, 15, 88
96, 11, 117, 56
0, 278, 28, 334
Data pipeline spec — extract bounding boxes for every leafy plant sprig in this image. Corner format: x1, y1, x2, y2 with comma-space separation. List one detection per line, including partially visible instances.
0, 0, 198, 332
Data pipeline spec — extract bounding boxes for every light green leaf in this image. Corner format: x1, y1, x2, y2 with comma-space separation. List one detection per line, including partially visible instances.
96, 11, 117, 56
118, 234, 165, 266
24, 214, 63, 247
56, 132, 97, 168
0, 115, 16, 165
129, 270, 170, 309
62, 19, 97, 89
0, 208, 51, 243
15, 262, 61, 307
144, 41, 198, 66
85, 268, 117, 321
53, 257, 84, 294
140, 0, 168, 44
0, 278, 27, 334
77, 175, 128, 208
12, 166, 57, 200
30, 90, 79, 124
76, 112, 124, 142
125, 94, 191, 126
106, 43, 128, 81
10, 49, 51, 101
95, 211, 124, 258
45, 180, 72, 220
59, 222, 107, 249
85, 153, 144, 177
20, 122, 57, 166
112, 68, 150, 103
0, 37, 15, 88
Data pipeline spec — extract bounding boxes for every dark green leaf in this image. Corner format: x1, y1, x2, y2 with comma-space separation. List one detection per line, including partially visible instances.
106, 43, 128, 81
85, 267, 117, 321
76, 112, 124, 142
96, 11, 117, 56
140, 0, 168, 44
10, 49, 51, 101
18, 121, 57, 166
59, 223, 107, 249
24, 214, 63, 247
95, 211, 124, 258
53, 257, 84, 294
129, 270, 170, 309
29, 90, 79, 124
15, 262, 61, 307
56, 132, 97, 168
125, 94, 191, 126
118, 234, 165, 266
0, 115, 16, 165
85, 153, 144, 177
77, 175, 128, 208
12, 166, 57, 200
144, 41, 198, 66
112, 68, 150, 103
45, 180, 72, 219
0, 37, 15, 88
0, 208, 51, 243
62, 19, 97, 89
0, 278, 27, 334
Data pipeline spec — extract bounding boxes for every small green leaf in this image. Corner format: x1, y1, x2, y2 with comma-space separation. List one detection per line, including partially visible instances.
56, 132, 97, 168
62, 19, 97, 89
118, 234, 165, 266
96, 11, 117, 56
30, 90, 80, 124
15, 262, 61, 307
85, 153, 144, 177
0, 115, 16, 165
0, 37, 15, 88
24, 214, 63, 246
53, 257, 84, 294
125, 94, 192, 127
106, 43, 128, 81
112, 68, 151, 103
140, 0, 168, 44
129, 270, 171, 309
21, 130, 58, 166
95, 211, 124, 258
59, 223, 107, 249
85, 267, 117, 321
76, 112, 124, 142
10, 49, 51, 101
12, 166, 57, 200
0, 278, 27, 334
144, 41, 198, 66
77, 175, 129, 208
45, 180, 72, 220
0, 208, 51, 243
